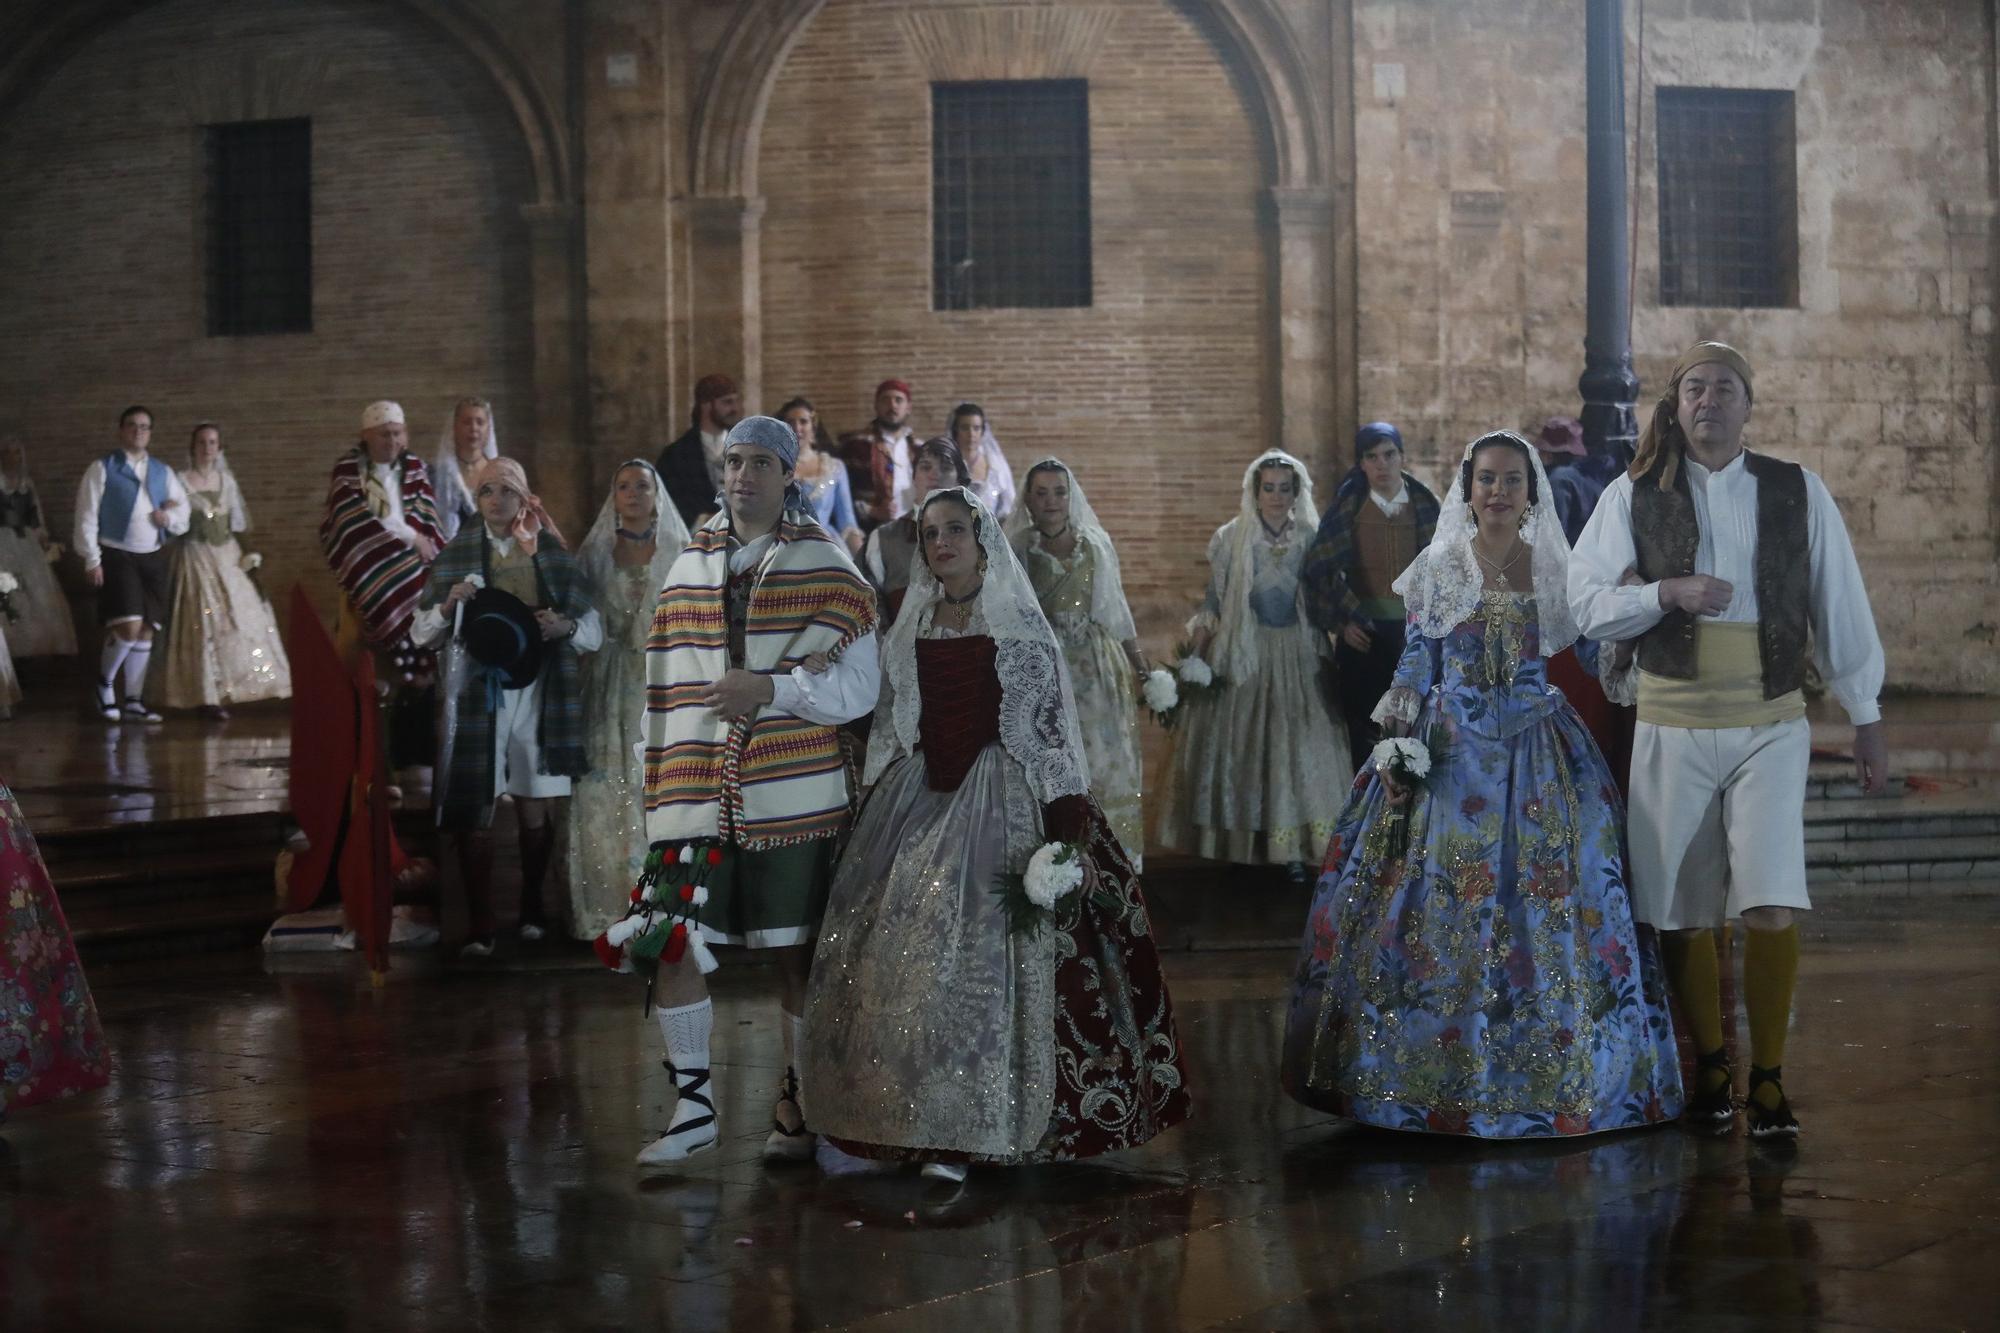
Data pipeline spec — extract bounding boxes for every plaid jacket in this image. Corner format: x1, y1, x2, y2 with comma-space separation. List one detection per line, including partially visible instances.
1301, 473, 1440, 632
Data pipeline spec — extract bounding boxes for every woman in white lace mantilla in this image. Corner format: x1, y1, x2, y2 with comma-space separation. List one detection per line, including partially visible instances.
1006, 458, 1149, 867
565, 459, 691, 939
152, 422, 292, 716
431, 397, 499, 543
802, 486, 1190, 1178
1158, 449, 1352, 880
1280, 431, 1680, 1138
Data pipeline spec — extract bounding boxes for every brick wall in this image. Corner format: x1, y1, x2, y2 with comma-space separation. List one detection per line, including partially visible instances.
1351, 0, 1999, 693
755, 0, 1273, 630
0, 0, 536, 648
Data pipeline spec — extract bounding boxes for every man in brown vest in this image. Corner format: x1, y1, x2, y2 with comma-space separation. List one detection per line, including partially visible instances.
1569, 340, 1886, 1141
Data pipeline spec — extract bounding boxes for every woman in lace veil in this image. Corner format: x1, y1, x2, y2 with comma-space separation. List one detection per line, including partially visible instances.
1005, 458, 1149, 866
1158, 448, 1352, 883
565, 459, 691, 938
0, 432, 78, 659
152, 422, 292, 717
432, 397, 499, 543
1279, 430, 1681, 1139
948, 402, 1016, 521
803, 485, 1189, 1184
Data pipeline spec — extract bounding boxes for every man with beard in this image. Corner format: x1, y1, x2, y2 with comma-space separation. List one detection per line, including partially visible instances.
656, 373, 744, 529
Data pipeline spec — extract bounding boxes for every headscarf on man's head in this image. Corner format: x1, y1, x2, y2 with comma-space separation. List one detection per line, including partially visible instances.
1629, 340, 1755, 491
876, 378, 913, 402
1335, 420, 1405, 502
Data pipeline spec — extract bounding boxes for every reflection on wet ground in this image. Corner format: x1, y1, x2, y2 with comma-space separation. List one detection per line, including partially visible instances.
3, 900, 1994, 1330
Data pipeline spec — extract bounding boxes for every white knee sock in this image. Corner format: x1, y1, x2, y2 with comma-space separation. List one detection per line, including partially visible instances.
656, 998, 713, 1072
120, 640, 152, 699
99, 636, 134, 688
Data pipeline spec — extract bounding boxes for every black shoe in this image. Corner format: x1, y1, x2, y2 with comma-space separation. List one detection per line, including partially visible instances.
1745, 1065, 1800, 1140
1683, 1047, 1735, 1132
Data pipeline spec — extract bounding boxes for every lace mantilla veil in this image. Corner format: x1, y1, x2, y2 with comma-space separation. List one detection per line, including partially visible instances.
433, 412, 500, 541
575, 457, 692, 647
1392, 430, 1581, 655
864, 485, 1093, 804
1002, 456, 1138, 642
1208, 448, 1321, 680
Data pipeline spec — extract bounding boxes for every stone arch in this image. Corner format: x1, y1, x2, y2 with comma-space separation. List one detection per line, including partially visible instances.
0, 0, 571, 204
691, 0, 1328, 199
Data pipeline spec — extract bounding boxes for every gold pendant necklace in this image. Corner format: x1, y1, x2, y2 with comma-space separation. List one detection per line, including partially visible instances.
1473, 538, 1523, 589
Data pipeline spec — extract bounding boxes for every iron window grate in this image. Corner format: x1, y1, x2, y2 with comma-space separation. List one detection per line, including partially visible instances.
1656, 87, 1797, 309
933, 80, 1091, 311
204, 117, 312, 336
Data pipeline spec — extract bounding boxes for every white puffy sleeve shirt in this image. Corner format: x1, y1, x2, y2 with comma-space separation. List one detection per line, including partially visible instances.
1567, 455, 1885, 727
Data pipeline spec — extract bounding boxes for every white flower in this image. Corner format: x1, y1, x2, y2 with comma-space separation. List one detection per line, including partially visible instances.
1022, 841, 1085, 909
1370, 736, 1432, 779
1176, 655, 1214, 687
240, 552, 263, 571
0, 572, 16, 595
1142, 668, 1179, 713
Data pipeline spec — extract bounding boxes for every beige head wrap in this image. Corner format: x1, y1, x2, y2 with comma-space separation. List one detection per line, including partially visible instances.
1629, 340, 1755, 490
473, 455, 566, 553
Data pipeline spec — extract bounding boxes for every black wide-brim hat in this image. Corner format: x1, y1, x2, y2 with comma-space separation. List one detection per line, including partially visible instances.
463, 586, 544, 690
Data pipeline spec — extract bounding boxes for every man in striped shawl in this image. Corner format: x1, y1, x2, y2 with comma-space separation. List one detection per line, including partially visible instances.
635, 414, 880, 1170
318, 400, 444, 774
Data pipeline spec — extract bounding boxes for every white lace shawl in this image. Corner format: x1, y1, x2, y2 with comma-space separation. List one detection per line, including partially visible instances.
432, 413, 500, 543
863, 485, 1092, 804
1393, 431, 1581, 655
575, 458, 692, 651
1205, 448, 1320, 679
1003, 457, 1138, 642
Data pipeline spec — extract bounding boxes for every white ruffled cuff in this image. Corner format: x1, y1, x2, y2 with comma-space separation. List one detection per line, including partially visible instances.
1596, 642, 1639, 707
1371, 687, 1423, 727
1184, 608, 1219, 641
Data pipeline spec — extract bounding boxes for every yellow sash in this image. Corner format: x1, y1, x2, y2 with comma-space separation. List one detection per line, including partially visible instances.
1637, 622, 1805, 729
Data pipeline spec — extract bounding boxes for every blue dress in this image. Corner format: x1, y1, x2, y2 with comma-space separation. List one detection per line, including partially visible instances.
798, 462, 858, 537
1280, 591, 1682, 1138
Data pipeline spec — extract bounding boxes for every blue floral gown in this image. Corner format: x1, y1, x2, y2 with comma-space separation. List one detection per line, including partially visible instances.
1280, 591, 1682, 1138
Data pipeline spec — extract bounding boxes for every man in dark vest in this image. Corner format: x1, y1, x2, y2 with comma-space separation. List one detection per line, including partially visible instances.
1569, 340, 1887, 1141
655, 373, 744, 530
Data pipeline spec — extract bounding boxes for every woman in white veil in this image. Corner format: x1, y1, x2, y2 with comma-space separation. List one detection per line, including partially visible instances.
803, 485, 1189, 1183
1279, 430, 1681, 1139
564, 458, 691, 938
432, 397, 499, 543
1158, 449, 1352, 882
1006, 458, 1149, 867
948, 402, 1016, 521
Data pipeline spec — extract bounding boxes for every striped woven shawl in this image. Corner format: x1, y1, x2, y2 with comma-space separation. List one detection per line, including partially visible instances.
644, 509, 877, 849
319, 449, 442, 645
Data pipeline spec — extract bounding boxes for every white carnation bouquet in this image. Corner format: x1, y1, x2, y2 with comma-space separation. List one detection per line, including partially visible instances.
0, 569, 17, 622
1370, 735, 1433, 791
993, 840, 1119, 935
1369, 724, 1447, 861
1148, 640, 1226, 729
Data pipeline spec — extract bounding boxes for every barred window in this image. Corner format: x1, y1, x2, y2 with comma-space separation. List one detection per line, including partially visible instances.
932, 80, 1091, 310
204, 118, 312, 336
1656, 88, 1797, 308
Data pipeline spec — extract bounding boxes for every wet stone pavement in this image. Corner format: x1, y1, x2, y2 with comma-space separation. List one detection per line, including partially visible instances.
2, 899, 1995, 1331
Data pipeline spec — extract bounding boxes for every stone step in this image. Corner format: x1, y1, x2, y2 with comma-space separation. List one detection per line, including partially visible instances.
71, 894, 279, 965
33, 810, 287, 867
1806, 833, 2000, 884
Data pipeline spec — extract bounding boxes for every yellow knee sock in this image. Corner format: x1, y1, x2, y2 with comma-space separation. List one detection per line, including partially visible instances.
1661, 928, 1727, 1093
1742, 924, 1801, 1109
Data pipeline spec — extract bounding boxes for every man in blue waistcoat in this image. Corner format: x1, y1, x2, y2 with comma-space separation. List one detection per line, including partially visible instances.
72, 405, 189, 721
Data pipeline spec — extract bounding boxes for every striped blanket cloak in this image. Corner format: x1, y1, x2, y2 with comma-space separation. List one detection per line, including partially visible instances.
420, 527, 593, 831
320, 449, 442, 645
644, 508, 877, 850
